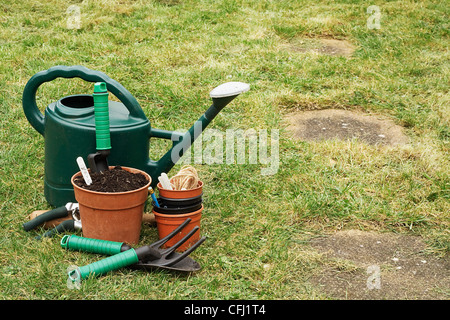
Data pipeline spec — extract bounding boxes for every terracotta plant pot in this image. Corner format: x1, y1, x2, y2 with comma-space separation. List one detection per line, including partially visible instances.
157, 180, 203, 199
153, 205, 203, 251
71, 166, 151, 245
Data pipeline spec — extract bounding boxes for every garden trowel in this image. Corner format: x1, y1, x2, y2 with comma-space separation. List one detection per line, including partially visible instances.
88, 82, 111, 173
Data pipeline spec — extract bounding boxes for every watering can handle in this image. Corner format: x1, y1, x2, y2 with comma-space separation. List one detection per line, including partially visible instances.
22, 65, 147, 136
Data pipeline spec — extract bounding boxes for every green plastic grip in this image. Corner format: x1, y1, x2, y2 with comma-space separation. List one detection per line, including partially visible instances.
61, 235, 126, 255
68, 249, 139, 282
23, 205, 68, 231
37, 220, 75, 239
93, 82, 111, 150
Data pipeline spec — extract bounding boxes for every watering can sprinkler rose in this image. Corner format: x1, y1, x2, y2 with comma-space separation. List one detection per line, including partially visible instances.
22, 65, 249, 207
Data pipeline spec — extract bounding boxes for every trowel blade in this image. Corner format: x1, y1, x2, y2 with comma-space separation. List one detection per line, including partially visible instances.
87, 150, 110, 173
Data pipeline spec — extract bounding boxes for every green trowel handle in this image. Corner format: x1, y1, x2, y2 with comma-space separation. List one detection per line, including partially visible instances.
23, 65, 146, 136
93, 82, 111, 150
69, 249, 139, 282
61, 235, 130, 255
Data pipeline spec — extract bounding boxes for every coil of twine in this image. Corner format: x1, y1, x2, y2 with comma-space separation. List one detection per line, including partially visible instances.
169, 165, 200, 190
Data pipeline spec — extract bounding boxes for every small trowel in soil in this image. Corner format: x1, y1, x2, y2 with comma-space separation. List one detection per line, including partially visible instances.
87, 82, 111, 173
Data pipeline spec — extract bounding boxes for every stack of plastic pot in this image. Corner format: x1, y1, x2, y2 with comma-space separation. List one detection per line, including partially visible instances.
152, 181, 204, 251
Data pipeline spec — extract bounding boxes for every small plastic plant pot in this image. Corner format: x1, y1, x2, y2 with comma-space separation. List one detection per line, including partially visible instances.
71, 166, 151, 245
153, 205, 203, 251
157, 180, 203, 199
159, 193, 203, 207
152, 199, 202, 215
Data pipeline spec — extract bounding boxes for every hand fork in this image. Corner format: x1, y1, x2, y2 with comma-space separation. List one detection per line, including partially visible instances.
63, 218, 205, 283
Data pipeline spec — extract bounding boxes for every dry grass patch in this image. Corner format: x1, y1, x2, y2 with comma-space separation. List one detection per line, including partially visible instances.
283, 38, 357, 57
285, 109, 408, 146
308, 230, 450, 300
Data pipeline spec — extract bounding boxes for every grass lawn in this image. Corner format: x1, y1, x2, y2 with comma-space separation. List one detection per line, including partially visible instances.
0, 0, 448, 300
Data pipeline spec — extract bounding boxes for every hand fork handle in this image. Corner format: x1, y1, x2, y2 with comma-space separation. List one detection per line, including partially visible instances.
68, 249, 139, 282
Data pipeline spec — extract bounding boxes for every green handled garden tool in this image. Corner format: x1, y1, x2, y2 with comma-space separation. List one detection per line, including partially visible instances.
87, 82, 111, 173
63, 218, 205, 283
23, 202, 81, 239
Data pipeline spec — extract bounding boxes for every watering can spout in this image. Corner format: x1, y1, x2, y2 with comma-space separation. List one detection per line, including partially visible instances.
147, 82, 250, 185
206, 81, 250, 119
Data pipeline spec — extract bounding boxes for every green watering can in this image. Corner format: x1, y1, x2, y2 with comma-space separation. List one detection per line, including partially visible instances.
23, 65, 249, 207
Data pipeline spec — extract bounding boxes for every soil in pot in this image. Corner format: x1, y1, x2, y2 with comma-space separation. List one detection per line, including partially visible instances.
73, 166, 148, 192
71, 166, 151, 244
